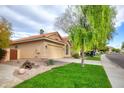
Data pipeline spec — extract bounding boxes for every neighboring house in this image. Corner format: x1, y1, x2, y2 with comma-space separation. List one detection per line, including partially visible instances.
9, 32, 71, 60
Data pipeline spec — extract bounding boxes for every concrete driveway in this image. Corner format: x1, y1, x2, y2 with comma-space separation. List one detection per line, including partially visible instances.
54, 58, 102, 65
0, 64, 22, 88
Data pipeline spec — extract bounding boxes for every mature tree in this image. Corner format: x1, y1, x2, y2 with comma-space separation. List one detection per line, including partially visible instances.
69, 25, 94, 66
0, 17, 12, 48
121, 42, 124, 49
55, 6, 78, 32
55, 5, 116, 66
81, 6, 116, 49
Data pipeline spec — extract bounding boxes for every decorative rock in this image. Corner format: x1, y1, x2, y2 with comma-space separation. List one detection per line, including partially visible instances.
21, 60, 33, 70
18, 68, 26, 75
34, 63, 40, 68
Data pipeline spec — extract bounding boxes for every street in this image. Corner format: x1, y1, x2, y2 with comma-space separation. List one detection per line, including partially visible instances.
106, 54, 124, 68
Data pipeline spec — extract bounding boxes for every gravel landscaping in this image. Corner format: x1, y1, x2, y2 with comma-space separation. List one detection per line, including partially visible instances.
1, 58, 68, 87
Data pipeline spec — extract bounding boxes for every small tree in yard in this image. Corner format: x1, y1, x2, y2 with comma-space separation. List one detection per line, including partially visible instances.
0, 17, 12, 48
0, 17, 12, 61
55, 5, 116, 67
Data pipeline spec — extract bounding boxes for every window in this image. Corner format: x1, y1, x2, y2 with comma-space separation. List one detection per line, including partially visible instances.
45, 45, 47, 48
66, 44, 69, 55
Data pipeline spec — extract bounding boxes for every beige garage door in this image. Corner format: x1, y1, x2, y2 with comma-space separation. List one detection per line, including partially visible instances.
47, 44, 64, 58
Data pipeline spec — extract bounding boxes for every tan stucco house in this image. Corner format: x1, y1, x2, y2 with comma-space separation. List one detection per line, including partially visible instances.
9, 32, 71, 60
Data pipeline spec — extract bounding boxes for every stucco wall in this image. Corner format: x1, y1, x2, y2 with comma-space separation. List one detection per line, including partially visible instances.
10, 41, 44, 59
48, 33, 62, 41
10, 40, 71, 59
4, 48, 10, 61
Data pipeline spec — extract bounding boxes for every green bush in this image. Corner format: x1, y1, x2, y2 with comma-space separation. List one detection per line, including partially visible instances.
47, 59, 54, 66
0, 48, 7, 61
112, 48, 120, 53
72, 53, 80, 58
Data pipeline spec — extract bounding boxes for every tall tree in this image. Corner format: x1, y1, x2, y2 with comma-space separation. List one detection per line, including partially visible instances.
55, 5, 116, 66
69, 25, 94, 66
54, 6, 78, 32
80, 6, 116, 49
0, 17, 12, 48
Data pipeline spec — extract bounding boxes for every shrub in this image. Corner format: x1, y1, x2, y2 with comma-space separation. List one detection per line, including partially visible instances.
0, 48, 7, 61
112, 48, 120, 53
47, 59, 54, 66
85, 51, 91, 56
21, 60, 34, 70
72, 53, 80, 58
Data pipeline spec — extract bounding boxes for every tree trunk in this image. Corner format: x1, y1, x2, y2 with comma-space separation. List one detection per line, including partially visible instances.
80, 48, 84, 67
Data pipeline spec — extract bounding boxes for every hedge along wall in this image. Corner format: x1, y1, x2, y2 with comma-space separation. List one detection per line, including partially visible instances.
0, 48, 7, 62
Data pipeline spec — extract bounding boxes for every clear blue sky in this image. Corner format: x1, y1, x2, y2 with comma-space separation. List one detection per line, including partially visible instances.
0, 5, 124, 48
108, 22, 124, 49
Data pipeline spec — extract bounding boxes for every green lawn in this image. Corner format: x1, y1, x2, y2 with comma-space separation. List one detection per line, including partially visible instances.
85, 55, 101, 61
15, 63, 111, 88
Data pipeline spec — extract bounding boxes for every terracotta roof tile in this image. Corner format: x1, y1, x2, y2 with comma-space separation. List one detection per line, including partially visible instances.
11, 32, 69, 45
13, 32, 57, 42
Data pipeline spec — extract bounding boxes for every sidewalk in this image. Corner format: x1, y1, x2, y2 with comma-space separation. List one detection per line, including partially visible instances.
54, 58, 102, 65
101, 54, 124, 88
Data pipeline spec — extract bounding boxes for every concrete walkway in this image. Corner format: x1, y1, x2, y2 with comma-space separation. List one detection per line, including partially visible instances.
101, 55, 124, 88
0, 64, 22, 88
54, 58, 102, 65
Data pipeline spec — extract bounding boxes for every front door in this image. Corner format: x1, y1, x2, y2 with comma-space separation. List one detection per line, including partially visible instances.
10, 49, 17, 60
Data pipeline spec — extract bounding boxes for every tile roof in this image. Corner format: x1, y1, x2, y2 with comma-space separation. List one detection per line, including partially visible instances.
11, 32, 68, 45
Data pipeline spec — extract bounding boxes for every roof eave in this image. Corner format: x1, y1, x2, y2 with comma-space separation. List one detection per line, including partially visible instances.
11, 37, 65, 45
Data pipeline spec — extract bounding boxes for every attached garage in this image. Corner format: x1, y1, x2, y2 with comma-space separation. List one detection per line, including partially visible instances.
46, 44, 65, 58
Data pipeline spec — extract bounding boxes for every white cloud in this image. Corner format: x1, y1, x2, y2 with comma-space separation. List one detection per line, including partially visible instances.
115, 5, 124, 27
11, 31, 37, 40
108, 42, 122, 49
11, 27, 38, 40
28, 6, 58, 22
0, 6, 42, 30
0, 5, 68, 39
